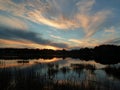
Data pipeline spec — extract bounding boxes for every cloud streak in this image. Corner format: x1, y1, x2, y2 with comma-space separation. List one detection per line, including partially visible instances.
0, 15, 28, 30
68, 38, 101, 48
0, 27, 68, 48
0, 0, 112, 37
50, 35, 64, 39
104, 27, 115, 33
104, 37, 120, 45
0, 39, 59, 49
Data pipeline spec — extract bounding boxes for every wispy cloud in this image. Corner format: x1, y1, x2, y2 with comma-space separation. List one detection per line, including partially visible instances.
0, 39, 59, 49
104, 37, 120, 45
68, 38, 101, 48
0, 39, 32, 48
0, 15, 28, 30
76, 0, 95, 13
0, 0, 112, 37
69, 39, 83, 44
80, 10, 111, 37
104, 27, 115, 33
50, 35, 64, 39
0, 27, 69, 49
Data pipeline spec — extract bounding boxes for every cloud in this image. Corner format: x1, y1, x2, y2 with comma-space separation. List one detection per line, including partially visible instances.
0, 39, 59, 50
104, 27, 115, 33
50, 35, 64, 39
80, 10, 111, 37
69, 39, 83, 44
104, 37, 120, 45
0, 0, 112, 37
0, 39, 32, 48
68, 38, 101, 48
76, 0, 95, 13
0, 15, 28, 30
0, 27, 69, 48
27, 10, 79, 29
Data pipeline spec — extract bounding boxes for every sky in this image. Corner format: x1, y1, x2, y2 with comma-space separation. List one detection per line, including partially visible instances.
0, 0, 120, 50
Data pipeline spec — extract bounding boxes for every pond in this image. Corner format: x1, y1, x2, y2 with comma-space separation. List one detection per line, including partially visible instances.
0, 58, 120, 90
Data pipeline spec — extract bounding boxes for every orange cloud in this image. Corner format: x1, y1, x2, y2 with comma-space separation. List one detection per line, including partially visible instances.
68, 38, 100, 48
0, 15, 28, 30
50, 35, 64, 39
0, 39, 59, 50
0, 0, 112, 37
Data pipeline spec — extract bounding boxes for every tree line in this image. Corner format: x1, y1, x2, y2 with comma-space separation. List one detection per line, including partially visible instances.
0, 45, 120, 64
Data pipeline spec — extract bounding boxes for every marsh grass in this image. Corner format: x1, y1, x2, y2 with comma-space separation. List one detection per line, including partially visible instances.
0, 67, 116, 90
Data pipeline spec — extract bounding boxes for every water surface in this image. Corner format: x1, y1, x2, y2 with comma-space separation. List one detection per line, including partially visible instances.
0, 58, 120, 90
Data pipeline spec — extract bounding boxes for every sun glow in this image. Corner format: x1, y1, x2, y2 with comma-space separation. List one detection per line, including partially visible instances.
35, 58, 61, 63
0, 39, 59, 50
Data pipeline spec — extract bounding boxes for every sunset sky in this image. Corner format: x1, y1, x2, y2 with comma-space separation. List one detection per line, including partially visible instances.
0, 0, 120, 49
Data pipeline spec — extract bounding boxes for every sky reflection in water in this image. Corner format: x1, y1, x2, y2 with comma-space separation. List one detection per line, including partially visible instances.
0, 58, 120, 90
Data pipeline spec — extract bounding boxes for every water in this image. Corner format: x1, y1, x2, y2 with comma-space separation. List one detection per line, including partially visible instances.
0, 58, 120, 90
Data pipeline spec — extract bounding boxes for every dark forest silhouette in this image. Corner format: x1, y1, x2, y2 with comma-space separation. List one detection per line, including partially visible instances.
0, 45, 120, 64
